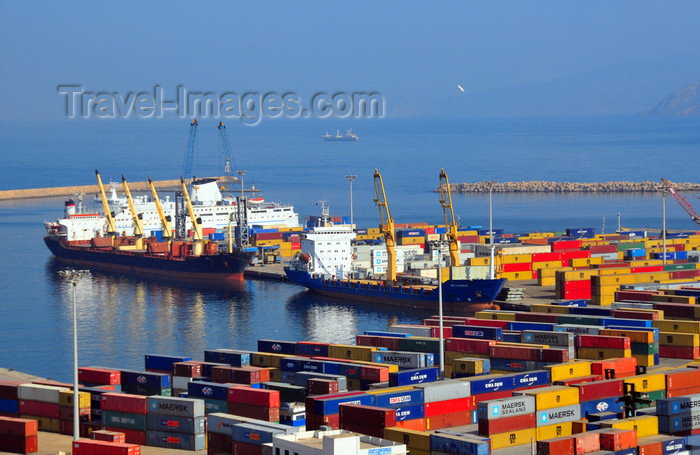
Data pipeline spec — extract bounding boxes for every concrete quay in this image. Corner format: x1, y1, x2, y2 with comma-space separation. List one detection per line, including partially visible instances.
446, 180, 700, 193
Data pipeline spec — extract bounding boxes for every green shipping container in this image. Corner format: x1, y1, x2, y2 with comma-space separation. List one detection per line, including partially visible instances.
101, 410, 147, 431
635, 390, 666, 409
631, 342, 659, 356
397, 337, 441, 353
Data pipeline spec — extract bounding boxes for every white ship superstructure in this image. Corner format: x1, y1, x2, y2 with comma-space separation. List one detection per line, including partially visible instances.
45, 178, 299, 241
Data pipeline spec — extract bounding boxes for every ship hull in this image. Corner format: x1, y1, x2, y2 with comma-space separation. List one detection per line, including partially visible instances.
45, 236, 254, 282
284, 268, 506, 312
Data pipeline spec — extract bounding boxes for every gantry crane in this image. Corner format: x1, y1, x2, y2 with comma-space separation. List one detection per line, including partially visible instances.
121, 175, 144, 249
181, 119, 199, 183
180, 176, 204, 256
373, 169, 396, 283
147, 176, 173, 240
95, 169, 116, 242
661, 178, 700, 228
438, 169, 461, 267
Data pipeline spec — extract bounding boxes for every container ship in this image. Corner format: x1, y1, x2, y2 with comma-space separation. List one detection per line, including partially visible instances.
44, 172, 257, 282
284, 170, 507, 312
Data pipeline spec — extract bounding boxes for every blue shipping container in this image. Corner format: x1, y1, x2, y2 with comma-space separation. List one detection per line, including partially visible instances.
121, 370, 171, 388
295, 343, 330, 357
511, 370, 551, 389
314, 393, 375, 415
507, 322, 556, 332
203, 349, 251, 367
430, 433, 491, 455
395, 404, 426, 421
467, 375, 517, 395
257, 340, 297, 355
144, 354, 192, 372
373, 389, 425, 408
452, 325, 503, 341
579, 396, 624, 417
389, 367, 440, 387
187, 381, 231, 402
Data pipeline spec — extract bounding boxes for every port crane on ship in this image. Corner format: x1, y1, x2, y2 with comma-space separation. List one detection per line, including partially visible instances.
121, 175, 144, 249
95, 170, 116, 243
438, 169, 461, 267
373, 169, 397, 284
147, 176, 173, 241
661, 178, 700, 228
181, 119, 198, 183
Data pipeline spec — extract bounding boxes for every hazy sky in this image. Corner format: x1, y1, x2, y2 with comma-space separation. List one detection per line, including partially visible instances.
1, 1, 699, 120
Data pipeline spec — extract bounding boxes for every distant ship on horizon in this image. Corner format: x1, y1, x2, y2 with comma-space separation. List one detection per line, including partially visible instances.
323, 129, 359, 141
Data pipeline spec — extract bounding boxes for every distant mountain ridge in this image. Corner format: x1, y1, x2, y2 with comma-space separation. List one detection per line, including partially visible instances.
642, 79, 700, 117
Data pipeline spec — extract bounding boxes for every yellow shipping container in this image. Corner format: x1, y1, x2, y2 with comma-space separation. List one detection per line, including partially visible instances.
21, 416, 60, 433
540, 267, 573, 278
608, 415, 659, 438
591, 295, 616, 306
544, 361, 592, 382
536, 422, 573, 441
593, 284, 624, 296
650, 294, 696, 305
530, 304, 571, 314
328, 344, 379, 362
457, 230, 479, 236
559, 270, 600, 282
632, 354, 656, 367
453, 358, 489, 375
659, 332, 700, 347
501, 254, 533, 264
366, 386, 415, 395
595, 274, 636, 286
474, 311, 517, 321
633, 272, 670, 284
570, 257, 604, 267
469, 257, 490, 266
489, 428, 537, 449
58, 390, 91, 408
383, 428, 432, 453
520, 386, 580, 410
268, 367, 282, 382
347, 378, 362, 390
624, 373, 666, 393
599, 329, 655, 344
576, 347, 631, 361
598, 267, 633, 276
500, 271, 533, 281
653, 320, 700, 334
533, 261, 564, 271
250, 352, 288, 368
539, 276, 556, 287
445, 351, 490, 363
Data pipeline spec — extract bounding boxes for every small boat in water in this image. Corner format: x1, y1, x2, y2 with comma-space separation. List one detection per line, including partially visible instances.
323, 129, 359, 141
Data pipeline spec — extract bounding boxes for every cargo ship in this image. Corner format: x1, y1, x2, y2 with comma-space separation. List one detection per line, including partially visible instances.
44, 173, 257, 282
284, 222, 506, 312
323, 129, 359, 141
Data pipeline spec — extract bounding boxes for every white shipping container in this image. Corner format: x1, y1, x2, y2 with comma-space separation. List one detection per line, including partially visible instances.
172, 375, 194, 391
17, 384, 69, 403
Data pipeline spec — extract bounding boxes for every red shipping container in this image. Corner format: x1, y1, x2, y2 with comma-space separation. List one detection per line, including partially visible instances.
532, 252, 562, 262
561, 250, 591, 260
172, 361, 203, 378
541, 348, 570, 364
0, 434, 38, 454
552, 241, 583, 251
479, 412, 536, 436
92, 429, 126, 443
578, 335, 630, 350
207, 431, 232, 454
296, 341, 330, 355
574, 379, 623, 402
589, 245, 618, 254
339, 403, 396, 427
666, 368, 700, 390
100, 393, 147, 414
600, 429, 637, 451
18, 400, 59, 419
671, 270, 700, 279
307, 378, 339, 396
311, 413, 340, 430
233, 366, 265, 385
536, 435, 575, 455
553, 375, 604, 386
445, 338, 496, 354
360, 365, 389, 383
516, 312, 561, 324
355, 335, 400, 351
453, 318, 509, 329
58, 405, 91, 422
631, 266, 665, 273
0, 381, 22, 401
254, 232, 283, 240
430, 326, 454, 338
616, 290, 658, 301
561, 280, 592, 291
210, 365, 236, 383
503, 262, 533, 273
574, 431, 601, 454
395, 417, 427, 431
227, 403, 279, 421
340, 421, 384, 438
425, 410, 470, 430
561, 289, 592, 300
104, 427, 146, 445
667, 385, 700, 398
659, 345, 700, 359
424, 397, 471, 417
470, 390, 513, 408
651, 302, 695, 319
637, 438, 663, 455
611, 309, 659, 321
232, 440, 262, 455
0, 417, 38, 437
590, 358, 637, 377
78, 367, 121, 385
490, 345, 539, 361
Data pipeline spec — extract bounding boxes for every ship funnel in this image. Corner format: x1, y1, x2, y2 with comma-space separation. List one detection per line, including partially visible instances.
64, 199, 76, 217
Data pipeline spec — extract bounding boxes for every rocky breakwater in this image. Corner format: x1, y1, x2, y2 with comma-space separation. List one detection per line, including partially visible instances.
446, 181, 700, 193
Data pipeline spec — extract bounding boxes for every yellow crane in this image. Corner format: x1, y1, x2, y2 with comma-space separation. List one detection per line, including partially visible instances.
121, 174, 144, 249
438, 168, 461, 266
95, 170, 116, 242
147, 176, 173, 241
373, 169, 396, 283
180, 176, 204, 256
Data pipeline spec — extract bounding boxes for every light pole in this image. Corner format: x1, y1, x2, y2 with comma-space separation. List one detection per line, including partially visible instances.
57, 269, 90, 442
237, 170, 247, 198
431, 241, 447, 379
486, 181, 496, 279
662, 186, 667, 265
345, 175, 356, 226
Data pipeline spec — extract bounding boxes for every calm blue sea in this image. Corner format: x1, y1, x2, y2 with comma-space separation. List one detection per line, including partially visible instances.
1, 115, 699, 382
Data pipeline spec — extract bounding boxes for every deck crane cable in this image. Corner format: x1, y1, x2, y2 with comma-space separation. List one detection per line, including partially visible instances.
438, 169, 461, 267
661, 178, 700, 228
181, 119, 199, 184
373, 169, 397, 284
217, 121, 238, 192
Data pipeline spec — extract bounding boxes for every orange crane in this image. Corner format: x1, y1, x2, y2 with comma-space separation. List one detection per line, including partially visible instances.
438, 169, 461, 267
373, 169, 396, 283
661, 178, 700, 228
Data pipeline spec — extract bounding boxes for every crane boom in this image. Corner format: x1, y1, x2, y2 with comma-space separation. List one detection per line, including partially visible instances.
180, 176, 204, 255
147, 176, 172, 239
373, 169, 396, 282
661, 178, 700, 228
95, 169, 116, 237
121, 174, 144, 248
439, 169, 461, 266
217, 121, 235, 190
182, 119, 198, 183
